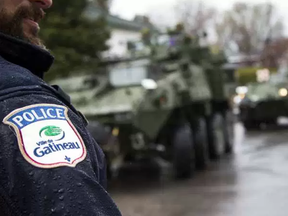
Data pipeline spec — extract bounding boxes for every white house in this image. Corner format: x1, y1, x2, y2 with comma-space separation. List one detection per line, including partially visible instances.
84, 4, 158, 58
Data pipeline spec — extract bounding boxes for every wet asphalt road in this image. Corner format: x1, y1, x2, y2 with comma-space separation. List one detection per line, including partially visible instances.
108, 121, 288, 216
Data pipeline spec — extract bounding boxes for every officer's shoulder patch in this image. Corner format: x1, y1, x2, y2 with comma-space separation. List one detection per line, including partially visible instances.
3, 104, 87, 169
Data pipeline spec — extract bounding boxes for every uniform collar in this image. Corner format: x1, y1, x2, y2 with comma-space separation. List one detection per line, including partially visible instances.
0, 32, 54, 79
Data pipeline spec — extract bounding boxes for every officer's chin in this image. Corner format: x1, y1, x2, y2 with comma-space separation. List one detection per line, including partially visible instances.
23, 32, 46, 49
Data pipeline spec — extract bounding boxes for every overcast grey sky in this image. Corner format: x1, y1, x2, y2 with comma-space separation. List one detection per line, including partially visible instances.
111, 0, 288, 34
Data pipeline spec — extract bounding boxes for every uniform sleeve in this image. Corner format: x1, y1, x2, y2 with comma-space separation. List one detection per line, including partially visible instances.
0, 93, 121, 216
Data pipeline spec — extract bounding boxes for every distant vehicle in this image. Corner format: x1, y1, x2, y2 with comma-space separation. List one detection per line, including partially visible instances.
51, 30, 234, 179
239, 80, 288, 130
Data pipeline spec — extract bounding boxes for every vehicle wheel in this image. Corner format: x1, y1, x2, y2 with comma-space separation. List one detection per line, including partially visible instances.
105, 153, 112, 180
223, 111, 234, 154
243, 120, 259, 131
191, 117, 209, 170
206, 113, 226, 160
87, 121, 110, 146
265, 118, 277, 126
172, 123, 195, 179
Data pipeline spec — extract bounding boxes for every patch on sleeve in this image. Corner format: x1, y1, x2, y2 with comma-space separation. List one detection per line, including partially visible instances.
3, 104, 87, 169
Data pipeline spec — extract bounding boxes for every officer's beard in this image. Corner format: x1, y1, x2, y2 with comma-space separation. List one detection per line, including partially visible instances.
0, 4, 46, 49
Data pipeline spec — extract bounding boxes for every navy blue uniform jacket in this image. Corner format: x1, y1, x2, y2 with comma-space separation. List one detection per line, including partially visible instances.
0, 33, 122, 215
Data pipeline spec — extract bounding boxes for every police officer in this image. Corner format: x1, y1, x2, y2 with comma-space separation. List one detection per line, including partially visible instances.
0, 0, 122, 215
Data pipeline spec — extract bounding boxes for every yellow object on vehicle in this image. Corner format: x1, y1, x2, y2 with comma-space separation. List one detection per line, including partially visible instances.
112, 127, 119, 137
236, 67, 277, 85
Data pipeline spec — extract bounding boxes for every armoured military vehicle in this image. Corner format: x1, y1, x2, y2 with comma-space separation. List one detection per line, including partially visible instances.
239, 80, 288, 130
51, 31, 234, 179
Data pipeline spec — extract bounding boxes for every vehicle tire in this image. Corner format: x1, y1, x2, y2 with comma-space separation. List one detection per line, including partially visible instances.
265, 118, 277, 126
223, 110, 234, 154
191, 117, 209, 170
87, 121, 110, 146
172, 123, 195, 179
206, 113, 226, 160
243, 120, 259, 131
105, 153, 112, 180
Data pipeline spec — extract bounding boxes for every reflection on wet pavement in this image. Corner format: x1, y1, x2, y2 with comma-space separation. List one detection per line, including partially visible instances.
109, 122, 288, 216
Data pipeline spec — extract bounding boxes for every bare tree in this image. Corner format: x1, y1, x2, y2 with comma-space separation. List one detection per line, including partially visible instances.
214, 2, 284, 55
174, 0, 217, 36
147, 6, 177, 32
261, 38, 288, 68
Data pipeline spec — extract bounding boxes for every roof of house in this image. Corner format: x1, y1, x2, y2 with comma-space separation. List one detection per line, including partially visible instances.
84, 4, 158, 32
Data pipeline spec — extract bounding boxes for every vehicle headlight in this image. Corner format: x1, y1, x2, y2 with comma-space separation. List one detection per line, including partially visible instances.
141, 79, 158, 90
278, 88, 288, 97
